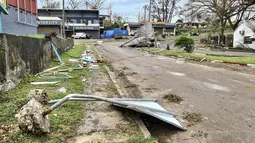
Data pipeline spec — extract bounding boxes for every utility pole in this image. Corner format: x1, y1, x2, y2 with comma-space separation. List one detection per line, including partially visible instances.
148, 0, 152, 22
62, 0, 65, 38
86, 0, 89, 9
143, 5, 147, 22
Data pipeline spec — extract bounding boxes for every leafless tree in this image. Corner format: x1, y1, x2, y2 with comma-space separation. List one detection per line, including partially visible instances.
67, 0, 82, 9
41, 0, 60, 8
86, 0, 107, 10
151, 0, 180, 23
107, 4, 113, 23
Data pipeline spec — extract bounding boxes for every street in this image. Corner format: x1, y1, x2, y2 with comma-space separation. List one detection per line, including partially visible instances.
96, 41, 255, 143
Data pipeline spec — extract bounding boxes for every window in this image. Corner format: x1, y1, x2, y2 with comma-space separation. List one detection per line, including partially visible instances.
94, 20, 99, 24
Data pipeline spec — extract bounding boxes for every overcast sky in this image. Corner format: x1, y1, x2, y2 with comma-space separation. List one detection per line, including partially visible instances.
104, 0, 186, 23
38, 0, 186, 23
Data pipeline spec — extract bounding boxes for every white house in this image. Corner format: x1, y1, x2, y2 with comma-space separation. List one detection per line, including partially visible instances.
233, 20, 255, 49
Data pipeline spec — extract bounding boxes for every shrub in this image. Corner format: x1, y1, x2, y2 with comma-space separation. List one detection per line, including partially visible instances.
174, 36, 195, 53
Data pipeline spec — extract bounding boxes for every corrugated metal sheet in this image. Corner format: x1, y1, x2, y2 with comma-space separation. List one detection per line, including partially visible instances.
48, 94, 185, 130
114, 101, 185, 130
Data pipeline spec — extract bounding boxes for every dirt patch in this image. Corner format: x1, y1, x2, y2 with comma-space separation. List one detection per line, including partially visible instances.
111, 68, 142, 98
125, 84, 139, 88
182, 112, 203, 126
105, 82, 120, 98
126, 72, 138, 76
122, 67, 129, 70
164, 94, 183, 104
117, 71, 125, 77
191, 130, 208, 138
188, 60, 255, 75
142, 87, 158, 93
0, 124, 18, 142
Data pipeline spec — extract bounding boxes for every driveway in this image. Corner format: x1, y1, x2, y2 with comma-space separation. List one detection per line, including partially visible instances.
96, 41, 255, 143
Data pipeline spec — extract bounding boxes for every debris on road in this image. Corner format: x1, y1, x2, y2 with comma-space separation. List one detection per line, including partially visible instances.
31, 82, 60, 85
56, 87, 67, 93
120, 23, 155, 47
164, 93, 183, 104
210, 60, 224, 63
51, 42, 63, 64
15, 98, 50, 134
45, 94, 185, 130
182, 112, 203, 126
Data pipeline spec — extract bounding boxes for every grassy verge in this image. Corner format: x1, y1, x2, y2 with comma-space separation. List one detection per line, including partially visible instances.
0, 44, 88, 142
25, 34, 45, 39
142, 48, 255, 64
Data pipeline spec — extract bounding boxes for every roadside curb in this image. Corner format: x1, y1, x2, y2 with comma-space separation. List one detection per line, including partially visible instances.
91, 44, 152, 139
147, 51, 254, 67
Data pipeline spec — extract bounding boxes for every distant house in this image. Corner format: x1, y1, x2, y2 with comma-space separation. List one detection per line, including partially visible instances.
233, 20, 255, 50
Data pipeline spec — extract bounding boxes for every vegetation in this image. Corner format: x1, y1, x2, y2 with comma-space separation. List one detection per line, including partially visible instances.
142, 48, 255, 64
25, 34, 45, 39
1, 44, 88, 142
126, 135, 157, 143
182, 0, 255, 37
174, 36, 195, 53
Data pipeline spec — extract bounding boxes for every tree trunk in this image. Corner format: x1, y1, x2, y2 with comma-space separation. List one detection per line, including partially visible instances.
219, 19, 226, 46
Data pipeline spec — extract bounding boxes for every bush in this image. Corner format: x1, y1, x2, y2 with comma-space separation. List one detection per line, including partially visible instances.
174, 36, 195, 53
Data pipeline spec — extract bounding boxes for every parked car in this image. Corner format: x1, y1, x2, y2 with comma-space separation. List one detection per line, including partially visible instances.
71, 33, 86, 39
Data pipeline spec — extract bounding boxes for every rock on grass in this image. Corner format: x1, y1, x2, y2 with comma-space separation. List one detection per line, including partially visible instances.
15, 98, 50, 135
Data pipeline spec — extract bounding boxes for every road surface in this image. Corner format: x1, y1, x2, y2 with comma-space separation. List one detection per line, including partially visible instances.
96, 41, 255, 143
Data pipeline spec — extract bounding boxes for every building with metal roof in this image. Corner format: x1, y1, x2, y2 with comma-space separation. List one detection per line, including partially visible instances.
38, 8, 104, 38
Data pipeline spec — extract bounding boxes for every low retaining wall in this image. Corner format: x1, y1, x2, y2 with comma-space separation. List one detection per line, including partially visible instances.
0, 33, 74, 91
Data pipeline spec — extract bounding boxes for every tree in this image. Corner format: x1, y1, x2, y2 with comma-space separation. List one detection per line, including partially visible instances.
183, 0, 255, 37
226, 1, 255, 30
151, 0, 180, 23
67, 0, 82, 9
41, 0, 60, 8
86, 0, 107, 10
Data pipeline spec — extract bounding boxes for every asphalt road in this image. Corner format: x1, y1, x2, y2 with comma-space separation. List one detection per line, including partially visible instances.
96, 41, 255, 143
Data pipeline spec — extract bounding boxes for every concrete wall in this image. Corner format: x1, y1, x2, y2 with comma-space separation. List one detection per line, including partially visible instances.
0, 33, 74, 91
38, 25, 60, 34
2, 6, 37, 35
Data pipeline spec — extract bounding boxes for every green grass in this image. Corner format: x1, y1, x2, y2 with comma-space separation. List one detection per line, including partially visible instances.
126, 135, 157, 143
143, 48, 255, 64
25, 34, 45, 39
1, 44, 88, 142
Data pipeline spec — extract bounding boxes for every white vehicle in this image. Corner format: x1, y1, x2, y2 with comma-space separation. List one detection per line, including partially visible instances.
71, 33, 86, 39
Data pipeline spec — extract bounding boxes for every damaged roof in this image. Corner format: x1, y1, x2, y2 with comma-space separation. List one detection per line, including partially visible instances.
245, 20, 255, 31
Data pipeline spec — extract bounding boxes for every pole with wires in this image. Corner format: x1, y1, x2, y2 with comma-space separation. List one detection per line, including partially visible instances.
148, 0, 152, 22
62, 0, 65, 38
143, 5, 147, 22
